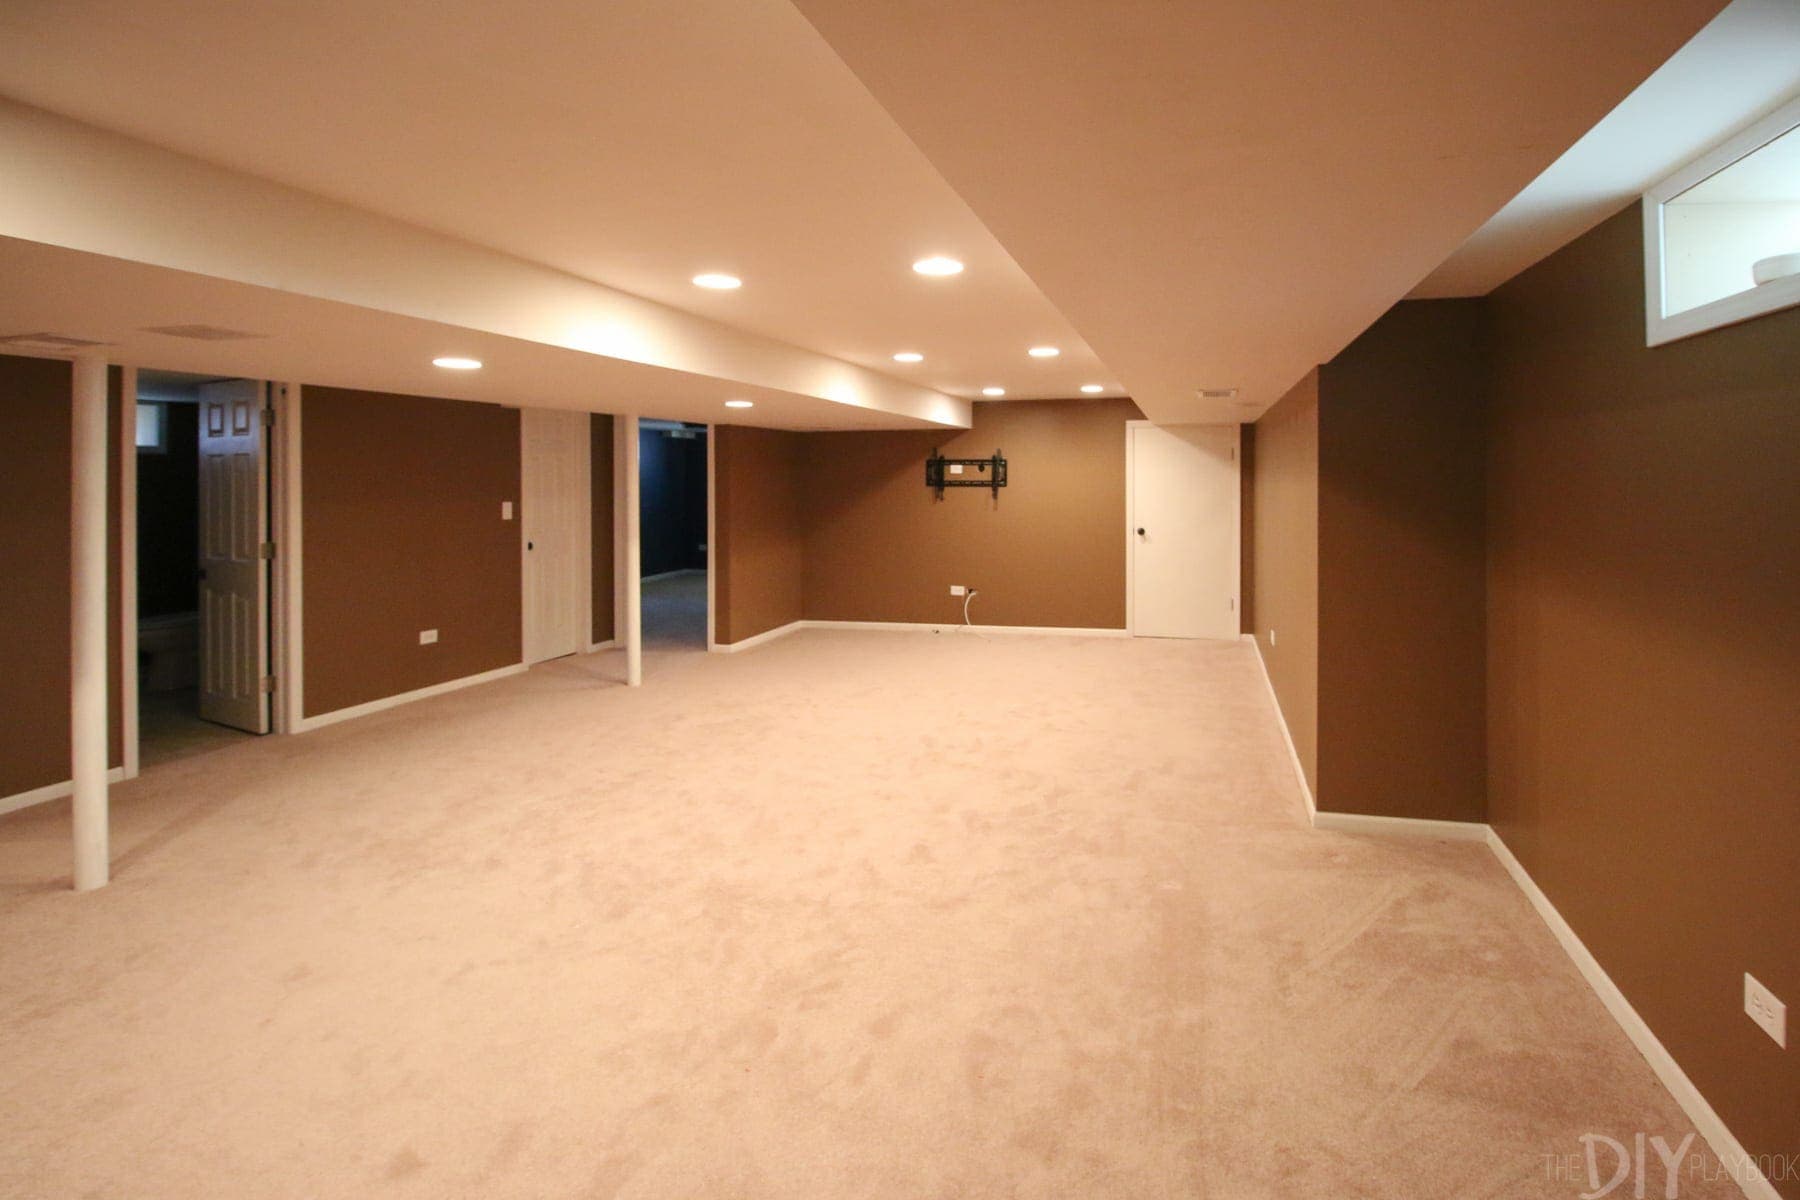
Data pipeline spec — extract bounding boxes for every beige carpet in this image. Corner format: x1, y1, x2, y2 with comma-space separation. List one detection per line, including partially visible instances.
0, 632, 1736, 1199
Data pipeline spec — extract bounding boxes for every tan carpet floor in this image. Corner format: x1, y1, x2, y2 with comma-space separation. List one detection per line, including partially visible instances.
0, 631, 1734, 1199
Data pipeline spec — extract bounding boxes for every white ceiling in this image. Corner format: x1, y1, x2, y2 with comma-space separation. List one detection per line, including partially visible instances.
0, 0, 1113, 404
1414, 0, 1800, 296
0, 0, 1751, 426
787, 0, 1725, 422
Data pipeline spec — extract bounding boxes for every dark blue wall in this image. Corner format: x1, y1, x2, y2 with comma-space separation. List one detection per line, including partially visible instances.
639, 426, 708, 576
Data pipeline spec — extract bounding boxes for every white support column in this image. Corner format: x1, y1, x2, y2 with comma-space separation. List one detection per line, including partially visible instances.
622, 414, 643, 687
70, 355, 110, 892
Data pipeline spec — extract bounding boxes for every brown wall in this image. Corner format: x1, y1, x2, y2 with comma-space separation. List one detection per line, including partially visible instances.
1249, 373, 1319, 793
0, 355, 123, 801
302, 387, 520, 716
713, 425, 805, 645
590, 414, 615, 646
801, 398, 1142, 628
1317, 301, 1487, 821
1486, 205, 1800, 1186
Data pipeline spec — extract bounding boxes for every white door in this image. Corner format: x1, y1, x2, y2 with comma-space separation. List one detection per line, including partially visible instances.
197, 379, 270, 732
521, 408, 592, 664
1128, 422, 1240, 639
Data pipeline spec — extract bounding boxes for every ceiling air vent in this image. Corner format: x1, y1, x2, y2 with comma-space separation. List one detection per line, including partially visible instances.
0, 331, 111, 350
1197, 388, 1239, 401
141, 324, 269, 341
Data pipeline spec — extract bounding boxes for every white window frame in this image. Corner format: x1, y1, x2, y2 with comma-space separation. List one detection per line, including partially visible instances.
1644, 94, 1800, 347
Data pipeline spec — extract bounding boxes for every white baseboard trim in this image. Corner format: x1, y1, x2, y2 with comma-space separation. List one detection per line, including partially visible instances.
295, 663, 527, 733
1485, 828, 1776, 1200
713, 620, 805, 654
640, 568, 705, 584
585, 639, 618, 654
0, 767, 128, 818
1242, 633, 1317, 823
1311, 810, 1490, 840
801, 619, 1130, 638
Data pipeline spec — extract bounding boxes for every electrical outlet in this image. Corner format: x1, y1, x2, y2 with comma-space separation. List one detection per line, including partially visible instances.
501, 501, 513, 520
949, 463, 964, 475
419, 629, 439, 645
1745, 973, 1787, 1047
949, 585, 966, 596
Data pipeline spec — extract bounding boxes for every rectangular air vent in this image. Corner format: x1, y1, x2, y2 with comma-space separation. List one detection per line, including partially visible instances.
0, 332, 111, 349
141, 324, 269, 341
1197, 388, 1240, 401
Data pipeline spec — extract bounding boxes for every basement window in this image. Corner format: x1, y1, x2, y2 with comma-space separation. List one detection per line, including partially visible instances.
1645, 94, 1800, 345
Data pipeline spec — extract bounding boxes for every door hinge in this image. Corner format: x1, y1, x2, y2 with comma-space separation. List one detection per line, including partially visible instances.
260, 675, 277, 694
259, 541, 276, 560
1230, 596, 1236, 611
260, 407, 275, 427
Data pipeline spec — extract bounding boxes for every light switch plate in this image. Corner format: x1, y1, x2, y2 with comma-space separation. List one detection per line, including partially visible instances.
1745, 973, 1786, 1047
419, 629, 439, 645
949, 463, 964, 475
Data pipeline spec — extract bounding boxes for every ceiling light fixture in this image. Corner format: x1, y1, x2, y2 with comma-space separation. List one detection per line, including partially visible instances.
1028, 346, 1060, 358
892, 351, 925, 363
982, 386, 1006, 397
724, 399, 754, 409
432, 356, 482, 370
692, 273, 742, 290
1080, 384, 1105, 394
911, 256, 964, 277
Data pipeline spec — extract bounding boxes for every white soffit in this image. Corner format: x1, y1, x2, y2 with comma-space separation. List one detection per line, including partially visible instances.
1414, 0, 1800, 298
790, 0, 1725, 423
0, 236, 947, 431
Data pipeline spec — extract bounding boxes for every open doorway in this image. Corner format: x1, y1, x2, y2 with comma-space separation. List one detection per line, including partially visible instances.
134, 370, 270, 767
639, 420, 708, 649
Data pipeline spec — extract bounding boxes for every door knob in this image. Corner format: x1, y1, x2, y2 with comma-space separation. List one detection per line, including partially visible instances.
1136, 527, 1146, 536
527, 540, 535, 550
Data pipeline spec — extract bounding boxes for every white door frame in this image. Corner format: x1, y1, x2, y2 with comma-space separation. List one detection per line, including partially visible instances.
123, 374, 299, 756
705, 422, 716, 652
272, 382, 303, 734
118, 366, 139, 779
1124, 419, 1242, 638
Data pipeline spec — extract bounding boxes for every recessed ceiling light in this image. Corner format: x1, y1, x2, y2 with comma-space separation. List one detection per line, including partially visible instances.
1028, 346, 1060, 358
892, 351, 924, 363
692, 273, 742, 290
724, 399, 754, 409
981, 386, 1006, 397
1080, 384, 1105, 394
432, 356, 482, 370
912, 256, 964, 277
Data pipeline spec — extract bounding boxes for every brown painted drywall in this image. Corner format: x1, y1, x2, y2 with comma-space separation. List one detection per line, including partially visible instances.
302, 387, 520, 716
590, 414, 615, 646
1487, 205, 1800, 1187
800, 398, 1142, 628
713, 425, 805, 645
0, 355, 123, 801
1249, 373, 1319, 794
1317, 301, 1487, 821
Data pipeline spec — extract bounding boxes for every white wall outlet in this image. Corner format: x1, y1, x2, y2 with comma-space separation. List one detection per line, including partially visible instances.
501, 501, 514, 520
949, 585, 966, 596
949, 463, 964, 475
1745, 973, 1787, 1047
419, 629, 439, 645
